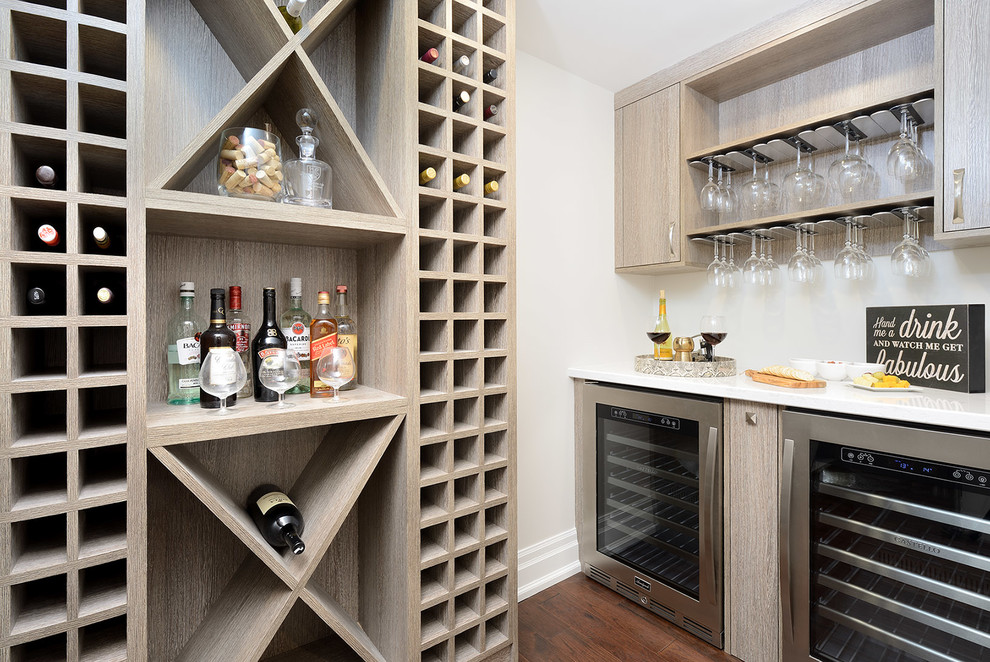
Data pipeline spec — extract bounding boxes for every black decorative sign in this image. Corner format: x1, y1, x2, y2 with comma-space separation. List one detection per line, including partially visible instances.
866, 305, 985, 393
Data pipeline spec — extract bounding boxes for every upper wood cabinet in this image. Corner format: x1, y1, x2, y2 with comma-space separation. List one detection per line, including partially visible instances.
615, 85, 682, 271
938, 0, 990, 241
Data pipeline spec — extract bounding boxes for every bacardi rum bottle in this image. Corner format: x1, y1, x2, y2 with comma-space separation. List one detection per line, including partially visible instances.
228, 286, 253, 398
166, 282, 206, 404
280, 278, 311, 393
309, 291, 337, 397
334, 285, 357, 391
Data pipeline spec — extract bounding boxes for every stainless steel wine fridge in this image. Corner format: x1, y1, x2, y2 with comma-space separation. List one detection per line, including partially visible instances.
579, 382, 723, 647
782, 409, 990, 662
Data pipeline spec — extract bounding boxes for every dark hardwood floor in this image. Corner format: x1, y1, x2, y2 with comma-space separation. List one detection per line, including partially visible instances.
519, 573, 736, 661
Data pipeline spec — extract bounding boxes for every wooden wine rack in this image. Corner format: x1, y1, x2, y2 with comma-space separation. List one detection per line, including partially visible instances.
1, 0, 132, 659
414, 1, 516, 661
2, 0, 515, 659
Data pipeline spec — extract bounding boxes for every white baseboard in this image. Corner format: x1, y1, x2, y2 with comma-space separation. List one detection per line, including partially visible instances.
517, 528, 582, 601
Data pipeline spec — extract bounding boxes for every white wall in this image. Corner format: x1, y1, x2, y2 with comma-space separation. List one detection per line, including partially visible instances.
515, 51, 990, 596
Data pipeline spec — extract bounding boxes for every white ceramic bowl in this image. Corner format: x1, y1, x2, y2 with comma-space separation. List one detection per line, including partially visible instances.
789, 358, 818, 375
816, 360, 848, 381
845, 362, 885, 380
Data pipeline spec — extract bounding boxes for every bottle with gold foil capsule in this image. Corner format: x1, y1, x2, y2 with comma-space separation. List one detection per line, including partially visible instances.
420, 167, 437, 185
484, 180, 499, 196
309, 291, 337, 397
334, 285, 357, 391
453, 173, 470, 191
653, 290, 673, 360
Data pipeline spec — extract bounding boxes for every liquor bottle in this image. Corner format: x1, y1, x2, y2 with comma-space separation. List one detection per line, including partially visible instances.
282, 108, 333, 208
421, 47, 439, 64
420, 167, 437, 184
246, 484, 306, 555
200, 288, 238, 408
654, 290, 673, 361
36, 224, 60, 249
253, 287, 287, 402
35, 165, 56, 188
309, 291, 337, 397
483, 68, 498, 84
484, 180, 499, 195
166, 282, 206, 405
279, 277, 311, 394
91, 226, 112, 250
228, 286, 253, 398
277, 0, 306, 33
334, 285, 357, 391
453, 173, 470, 191
484, 104, 497, 120
453, 90, 470, 111
453, 54, 470, 74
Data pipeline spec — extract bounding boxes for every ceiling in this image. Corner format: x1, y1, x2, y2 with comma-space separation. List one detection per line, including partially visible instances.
517, 0, 812, 93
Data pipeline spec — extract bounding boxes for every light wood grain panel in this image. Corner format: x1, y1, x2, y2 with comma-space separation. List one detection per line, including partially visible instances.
187, 0, 288, 81
939, 0, 990, 235
301, 583, 387, 662
723, 400, 779, 662
615, 86, 680, 269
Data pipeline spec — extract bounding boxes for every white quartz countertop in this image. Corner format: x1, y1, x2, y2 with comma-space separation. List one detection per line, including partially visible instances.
568, 363, 990, 433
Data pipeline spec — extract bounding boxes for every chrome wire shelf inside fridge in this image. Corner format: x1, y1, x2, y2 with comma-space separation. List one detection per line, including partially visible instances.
606, 467, 699, 513
605, 488, 700, 537
601, 521, 701, 597
606, 443, 699, 487
604, 431, 701, 478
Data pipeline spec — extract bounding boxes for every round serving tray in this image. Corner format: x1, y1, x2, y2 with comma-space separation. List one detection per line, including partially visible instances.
634, 355, 736, 378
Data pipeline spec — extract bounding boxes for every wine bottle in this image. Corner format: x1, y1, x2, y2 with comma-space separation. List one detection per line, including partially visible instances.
246, 484, 306, 555
420, 167, 437, 184
334, 285, 357, 391
309, 291, 337, 397
167, 282, 205, 405
453, 173, 470, 190
453, 54, 470, 74
252, 287, 287, 402
654, 290, 673, 360
279, 277, 311, 394
91, 226, 112, 250
484, 180, 499, 195
421, 47, 439, 64
484, 104, 497, 120
35, 165, 56, 188
483, 68, 498, 84
277, 0, 306, 34
228, 286, 253, 398
37, 224, 60, 249
199, 288, 238, 409
453, 90, 470, 111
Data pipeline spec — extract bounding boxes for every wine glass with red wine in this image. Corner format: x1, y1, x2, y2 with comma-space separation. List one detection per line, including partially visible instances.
699, 315, 727, 362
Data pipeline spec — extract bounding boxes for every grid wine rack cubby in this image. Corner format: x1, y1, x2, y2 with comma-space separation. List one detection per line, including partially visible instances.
415, 0, 516, 660
1, 0, 133, 659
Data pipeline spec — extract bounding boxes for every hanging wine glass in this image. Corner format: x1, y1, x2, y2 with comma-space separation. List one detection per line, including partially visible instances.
851, 215, 875, 280
806, 224, 824, 283
725, 240, 740, 288
720, 169, 738, 223
764, 234, 781, 286
742, 232, 763, 286
781, 140, 825, 212
828, 123, 879, 203
742, 160, 764, 219
706, 239, 724, 287
890, 207, 928, 278
788, 226, 814, 283
887, 106, 923, 184
700, 159, 720, 212
833, 217, 859, 280
761, 160, 781, 215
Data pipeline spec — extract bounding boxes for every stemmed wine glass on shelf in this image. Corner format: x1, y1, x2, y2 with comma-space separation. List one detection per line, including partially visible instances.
199, 346, 248, 415
257, 348, 302, 409
315, 346, 356, 401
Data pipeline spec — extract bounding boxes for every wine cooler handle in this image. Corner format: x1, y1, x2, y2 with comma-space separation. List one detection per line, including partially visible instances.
780, 437, 796, 645
668, 222, 676, 258
953, 168, 965, 224
703, 425, 718, 605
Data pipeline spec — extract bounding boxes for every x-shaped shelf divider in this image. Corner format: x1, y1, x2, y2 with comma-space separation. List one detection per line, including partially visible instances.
150, 414, 403, 662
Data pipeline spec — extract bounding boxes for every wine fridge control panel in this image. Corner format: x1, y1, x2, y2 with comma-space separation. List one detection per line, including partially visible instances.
841, 446, 990, 488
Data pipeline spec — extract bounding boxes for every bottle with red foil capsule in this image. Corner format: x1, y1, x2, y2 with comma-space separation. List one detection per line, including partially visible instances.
252, 287, 287, 402
279, 277, 311, 393
309, 291, 337, 397
36, 223, 61, 251
421, 47, 439, 64
228, 286, 253, 398
484, 104, 498, 120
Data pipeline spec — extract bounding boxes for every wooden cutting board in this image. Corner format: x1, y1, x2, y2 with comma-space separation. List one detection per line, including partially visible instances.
745, 369, 827, 389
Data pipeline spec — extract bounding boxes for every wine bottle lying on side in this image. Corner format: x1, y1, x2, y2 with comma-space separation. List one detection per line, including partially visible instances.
246, 484, 306, 555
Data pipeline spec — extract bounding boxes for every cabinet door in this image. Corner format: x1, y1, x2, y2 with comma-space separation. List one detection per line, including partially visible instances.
724, 400, 780, 662
941, 0, 990, 233
615, 86, 680, 268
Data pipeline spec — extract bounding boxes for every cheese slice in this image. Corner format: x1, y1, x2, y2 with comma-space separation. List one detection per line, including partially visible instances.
760, 365, 816, 382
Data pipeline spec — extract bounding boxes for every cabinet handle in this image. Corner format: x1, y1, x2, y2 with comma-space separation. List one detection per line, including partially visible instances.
668, 222, 675, 258
953, 168, 965, 224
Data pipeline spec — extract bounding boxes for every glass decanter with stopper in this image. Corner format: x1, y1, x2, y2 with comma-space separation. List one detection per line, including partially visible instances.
282, 108, 333, 208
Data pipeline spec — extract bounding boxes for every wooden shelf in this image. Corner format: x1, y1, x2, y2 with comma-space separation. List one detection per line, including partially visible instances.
145, 190, 406, 249
146, 386, 406, 446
